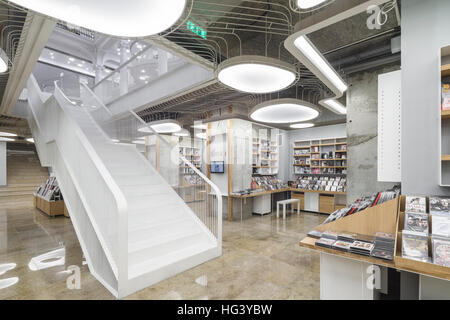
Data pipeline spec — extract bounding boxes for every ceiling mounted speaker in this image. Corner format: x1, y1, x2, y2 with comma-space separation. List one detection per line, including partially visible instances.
9, 0, 187, 37
217, 55, 297, 94
250, 98, 320, 124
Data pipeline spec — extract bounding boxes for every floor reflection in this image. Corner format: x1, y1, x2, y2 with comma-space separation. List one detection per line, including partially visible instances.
0, 205, 324, 300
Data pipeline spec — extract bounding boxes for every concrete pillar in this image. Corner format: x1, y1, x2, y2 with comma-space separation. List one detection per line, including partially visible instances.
0, 142, 6, 186
346, 66, 399, 203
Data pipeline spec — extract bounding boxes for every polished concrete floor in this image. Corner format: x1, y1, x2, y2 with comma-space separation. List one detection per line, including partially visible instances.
0, 206, 325, 300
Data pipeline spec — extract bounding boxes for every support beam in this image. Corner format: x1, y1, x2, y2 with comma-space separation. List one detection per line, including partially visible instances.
1, 13, 55, 115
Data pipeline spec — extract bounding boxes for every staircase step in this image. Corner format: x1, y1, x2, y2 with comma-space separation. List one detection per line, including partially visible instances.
127, 195, 182, 212
128, 241, 216, 279
128, 228, 209, 266
121, 184, 170, 198
128, 209, 187, 229
128, 216, 193, 243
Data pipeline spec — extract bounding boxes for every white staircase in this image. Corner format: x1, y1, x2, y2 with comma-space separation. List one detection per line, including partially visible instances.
26, 75, 222, 298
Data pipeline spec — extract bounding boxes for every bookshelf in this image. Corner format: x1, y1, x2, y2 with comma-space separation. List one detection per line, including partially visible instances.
252, 126, 279, 176
179, 145, 202, 175
293, 138, 347, 175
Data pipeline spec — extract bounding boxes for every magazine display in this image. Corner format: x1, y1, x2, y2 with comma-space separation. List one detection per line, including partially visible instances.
35, 176, 63, 201
429, 196, 450, 215
315, 238, 335, 249
404, 212, 429, 234
370, 232, 395, 261
431, 214, 450, 238
405, 196, 427, 213
402, 231, 429, 262
432, 237, 450, 267
323, 185, 400, 224
349, 241, 374, 256
332, 240, 353, 252
307, 230, 322, 239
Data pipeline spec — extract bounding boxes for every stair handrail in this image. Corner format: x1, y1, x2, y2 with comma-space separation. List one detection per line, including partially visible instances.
52, 80, 129, 292
81, 83, 222, 244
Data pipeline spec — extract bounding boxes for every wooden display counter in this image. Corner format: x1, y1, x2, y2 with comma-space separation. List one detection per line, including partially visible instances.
300, 195, 450, 287
34, 194, 66, 217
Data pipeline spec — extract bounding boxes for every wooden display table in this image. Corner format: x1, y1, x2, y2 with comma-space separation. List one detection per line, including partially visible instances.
34, 194, 66, 217
300, 195, 450, 299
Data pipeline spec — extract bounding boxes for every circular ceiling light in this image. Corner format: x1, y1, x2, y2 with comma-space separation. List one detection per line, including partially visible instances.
297, 0, 328, 9
191, 123, 207, 130
250, 98, 320, 124
9, 0, 187, 37
26, 138, 35, 143
0, 137, 15, 142
0, 48, 8, 73
290, 123, 315, 129
196, 132, 207, 140
0, 131, 16, 137
217, 55, 297, 94
173, 129, 189, 137
138, 119, 181, 134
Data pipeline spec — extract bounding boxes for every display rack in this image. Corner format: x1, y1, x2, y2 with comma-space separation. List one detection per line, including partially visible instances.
252, 127, 279, 176
179, 145, 202, 175
301, 195, 450, 281
293, 138, 347, 175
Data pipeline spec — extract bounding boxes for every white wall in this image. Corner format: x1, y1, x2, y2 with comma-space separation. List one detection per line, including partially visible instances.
402, 0, 450, 196
0, 142, 6, 186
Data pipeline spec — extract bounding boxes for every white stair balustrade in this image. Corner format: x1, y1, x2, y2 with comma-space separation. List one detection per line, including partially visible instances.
25, 74, 222, 298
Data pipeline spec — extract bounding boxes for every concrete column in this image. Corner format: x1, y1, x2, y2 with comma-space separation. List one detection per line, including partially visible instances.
0, 142, 6, 186
346, 66, 399, 203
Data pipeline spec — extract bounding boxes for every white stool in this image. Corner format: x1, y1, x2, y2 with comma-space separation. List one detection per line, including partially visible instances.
276, 199, 301, 219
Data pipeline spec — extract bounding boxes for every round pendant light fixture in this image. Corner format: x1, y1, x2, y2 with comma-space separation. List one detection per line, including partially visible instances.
297, 0, 328, 9
138, 119, 182, 134
250, 98, 320, 124
9, 0, 187, 37
173, 128, 190, 137
217, 55, 297, 94
290, 123, 315, 129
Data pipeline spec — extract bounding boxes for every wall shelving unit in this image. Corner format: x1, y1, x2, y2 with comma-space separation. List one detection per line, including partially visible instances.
293, 138, 347, 176
252, 127, 279, 176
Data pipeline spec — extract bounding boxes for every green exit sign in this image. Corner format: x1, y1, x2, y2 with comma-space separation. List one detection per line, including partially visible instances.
187, 20, 207, 39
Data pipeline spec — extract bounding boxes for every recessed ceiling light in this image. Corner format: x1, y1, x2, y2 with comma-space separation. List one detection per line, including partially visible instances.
68, 57, 75, 62
0, 132, 16, 137
323, 99, 347, 114
173, 129, 189, 137
0, 49, 8, 73
217, 55, 297, 94
138, 119, 182, 134
297, 0, 327, 9
9, 0, 187, 37
26, 138, 34, 143
293, 36, 347, 94
290, 123, 315, 129
141, 69, 146, 73
0, 137, 15, 142
250, 98, 320, 124
132, 140, 145, 145
77, 63, 83, 67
